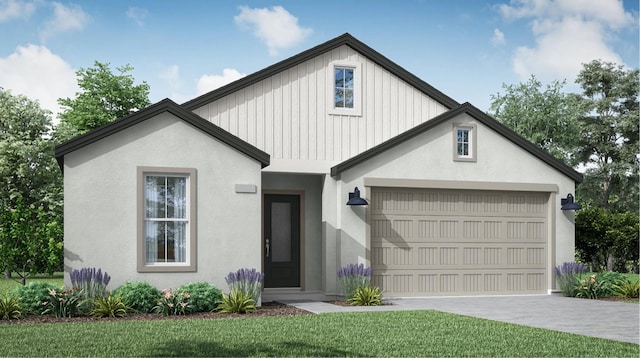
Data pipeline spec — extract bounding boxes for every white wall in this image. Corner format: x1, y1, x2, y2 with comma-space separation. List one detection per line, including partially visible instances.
334, 113, 577, 288
63, 112, 263, 292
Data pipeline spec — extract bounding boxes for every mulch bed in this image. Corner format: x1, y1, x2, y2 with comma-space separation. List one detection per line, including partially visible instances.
0, 302, 312, 325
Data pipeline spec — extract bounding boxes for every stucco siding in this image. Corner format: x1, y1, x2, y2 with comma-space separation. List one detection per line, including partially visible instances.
63, 112, 263, 291
335, 113, 576, 293
192, 45, 448, 170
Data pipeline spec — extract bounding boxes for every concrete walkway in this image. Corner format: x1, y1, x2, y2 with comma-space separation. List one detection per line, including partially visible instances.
281, 295, 639, 344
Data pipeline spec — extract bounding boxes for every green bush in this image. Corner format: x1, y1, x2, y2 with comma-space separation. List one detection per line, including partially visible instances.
112, 281, 161, 313
90, 295, 128, 318
596, 271, 628, 296
217, 290, 256, 314
612, 277, 640, 298
176, 282, 222, 312
0, 293, 23, 320
348, 286, 382, 306
11, 281, 60, 315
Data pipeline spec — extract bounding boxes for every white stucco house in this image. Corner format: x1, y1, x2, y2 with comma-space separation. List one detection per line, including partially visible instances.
55, 33, 582, 300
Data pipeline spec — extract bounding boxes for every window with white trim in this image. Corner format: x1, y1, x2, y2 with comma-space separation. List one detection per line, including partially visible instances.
138, 167, 196, 272
328, 61, 361, 116
453, 124, 477, 162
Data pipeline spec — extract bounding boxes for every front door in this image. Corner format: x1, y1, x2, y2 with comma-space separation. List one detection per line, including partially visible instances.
264, 194, 301, 288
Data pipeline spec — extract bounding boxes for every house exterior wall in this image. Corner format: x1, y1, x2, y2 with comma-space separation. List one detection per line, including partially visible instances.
192, 45, 448, 172
262, 174, 323, 292
63, 112, 263, 291
332, 113, 576, 293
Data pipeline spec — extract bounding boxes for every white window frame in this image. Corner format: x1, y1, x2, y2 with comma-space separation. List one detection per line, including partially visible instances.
137, 167, 197, 272
453, 123, 477, 162
328, 61, 362, 116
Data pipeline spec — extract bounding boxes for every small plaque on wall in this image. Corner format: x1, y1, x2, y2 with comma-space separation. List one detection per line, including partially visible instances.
235, 184, 257, 193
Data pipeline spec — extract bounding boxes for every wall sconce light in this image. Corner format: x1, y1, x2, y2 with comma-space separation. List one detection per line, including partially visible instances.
560, 193, 582, 211
346, 187, 369, 206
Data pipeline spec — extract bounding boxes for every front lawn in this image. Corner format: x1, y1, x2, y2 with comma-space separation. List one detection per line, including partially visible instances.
0, 272, 64, 295
1, 310, 637, 357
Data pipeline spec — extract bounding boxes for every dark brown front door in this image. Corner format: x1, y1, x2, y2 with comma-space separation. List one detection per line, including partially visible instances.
263, 194, 301, 288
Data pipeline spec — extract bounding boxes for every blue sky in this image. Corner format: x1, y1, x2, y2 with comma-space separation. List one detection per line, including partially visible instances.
1, 0, 638, 120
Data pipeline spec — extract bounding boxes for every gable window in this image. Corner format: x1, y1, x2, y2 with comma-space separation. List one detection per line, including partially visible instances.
328, 61, 361, 116
453, 124, 477, 162
137, 167, 196, 272
335, 67, 354, 109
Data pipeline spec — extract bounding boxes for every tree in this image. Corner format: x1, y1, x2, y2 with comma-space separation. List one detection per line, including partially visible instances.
55, 61, 151, 142
0, 88, 63, 282
574, 60, 639, 213
489, 75, 584, 164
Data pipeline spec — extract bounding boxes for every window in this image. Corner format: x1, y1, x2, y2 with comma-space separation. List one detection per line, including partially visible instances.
328, 61, 361, 116
137, 167, 196, 272
335, 67, 354, 109
453, 124, 477, 162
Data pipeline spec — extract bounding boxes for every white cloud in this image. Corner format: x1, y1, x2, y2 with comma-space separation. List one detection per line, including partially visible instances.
0, 0, 36, 22
158, 65, 190, 103
41, 2, 91, 41
497, 0, 634, 81
0, 44, 77, 121
491, 28, 505, 46
234, 6, 312, 56
126, 6, 148, 27
197, 68, 246, 95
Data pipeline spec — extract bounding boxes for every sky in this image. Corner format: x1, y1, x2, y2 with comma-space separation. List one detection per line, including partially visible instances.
0, 0, 638, 122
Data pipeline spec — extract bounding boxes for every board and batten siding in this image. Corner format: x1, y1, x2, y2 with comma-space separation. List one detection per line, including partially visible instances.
192, 45, 448, 167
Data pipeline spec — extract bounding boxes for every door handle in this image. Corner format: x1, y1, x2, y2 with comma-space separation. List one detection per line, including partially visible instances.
265, 239, 270, 257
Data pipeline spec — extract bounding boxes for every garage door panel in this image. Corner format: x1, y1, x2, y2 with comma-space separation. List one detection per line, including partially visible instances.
371, 188, 549, 297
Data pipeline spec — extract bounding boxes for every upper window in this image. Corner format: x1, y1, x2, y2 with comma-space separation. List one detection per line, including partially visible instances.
334, 67, 354, 109
137, 167, 196, 272
453, 124, 477, 162
328, 61, 361, 116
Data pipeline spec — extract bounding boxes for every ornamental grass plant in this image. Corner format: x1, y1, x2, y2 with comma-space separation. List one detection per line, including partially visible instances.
337, 263, 372, 299
225, 268, 264, 303
70, 267, 111, 299
554, 262, 586, 297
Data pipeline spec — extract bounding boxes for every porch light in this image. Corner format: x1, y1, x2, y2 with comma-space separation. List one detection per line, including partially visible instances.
346, 187, 368, 206
560, 193, 582, 211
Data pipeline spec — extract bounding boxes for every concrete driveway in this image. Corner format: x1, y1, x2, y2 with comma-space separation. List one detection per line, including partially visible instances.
286, 295, 639, 344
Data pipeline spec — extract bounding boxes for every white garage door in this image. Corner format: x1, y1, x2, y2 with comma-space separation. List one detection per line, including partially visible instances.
370, 187, 549, 297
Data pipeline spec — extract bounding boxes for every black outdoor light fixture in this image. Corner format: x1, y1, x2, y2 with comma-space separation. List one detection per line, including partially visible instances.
346, 187, 369, 206
560, 193, 582, 211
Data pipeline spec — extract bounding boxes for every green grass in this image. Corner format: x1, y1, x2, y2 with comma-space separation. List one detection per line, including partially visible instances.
1, 310, 637, 357
0, 272, 64, 295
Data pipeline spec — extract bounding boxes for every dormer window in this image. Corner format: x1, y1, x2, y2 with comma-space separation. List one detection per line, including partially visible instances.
453, 123, 477, 162
328, 61, 361, 116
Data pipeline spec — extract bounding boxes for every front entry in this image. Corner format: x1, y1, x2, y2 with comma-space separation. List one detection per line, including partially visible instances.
263, 194, 301, 288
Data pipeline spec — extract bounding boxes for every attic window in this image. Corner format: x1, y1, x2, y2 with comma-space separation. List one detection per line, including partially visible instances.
328, 61, 361, 116
453, 123, 477, 162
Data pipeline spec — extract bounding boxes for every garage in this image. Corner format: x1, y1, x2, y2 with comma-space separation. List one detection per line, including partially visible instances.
370, 187, 550, 297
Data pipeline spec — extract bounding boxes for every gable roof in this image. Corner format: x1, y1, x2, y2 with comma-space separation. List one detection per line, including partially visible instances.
182, 33, 460, 111
54, 98, 270, 171
330, 102, 583, 183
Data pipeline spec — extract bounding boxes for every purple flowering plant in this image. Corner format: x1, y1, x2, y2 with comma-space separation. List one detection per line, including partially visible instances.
337, 263, 372, 299
70, 267, 111, 299
225, 268, 264, 303
554, 262, 587, 297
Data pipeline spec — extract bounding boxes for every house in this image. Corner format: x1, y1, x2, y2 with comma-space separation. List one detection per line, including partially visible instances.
55, 33, 582, 300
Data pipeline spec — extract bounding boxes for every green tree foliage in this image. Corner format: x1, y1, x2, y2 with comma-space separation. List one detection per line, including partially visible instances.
576, 207, 639, 273
55, 61, 151, 142
574, 60, 639, 213
0, 88, 63, 282
489, 75, 584, 164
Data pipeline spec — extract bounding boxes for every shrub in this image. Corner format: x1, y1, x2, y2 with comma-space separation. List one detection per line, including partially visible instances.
90, 295, 128, 318
612, 277, 640, 298
595, 271, 628, 297
112, 281, 161, 313
0, 294, 22, 320
554, 262, 587, 297
176, 282, 222, 312
11, 281, 60, 315
337, 263, 372, 299
42, 287, 83, 317
348, 286, 382, 306
225, 268, 264, 303
70, 267, 111, 299
153, 289, 189, 316
217, 290, 256, 314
